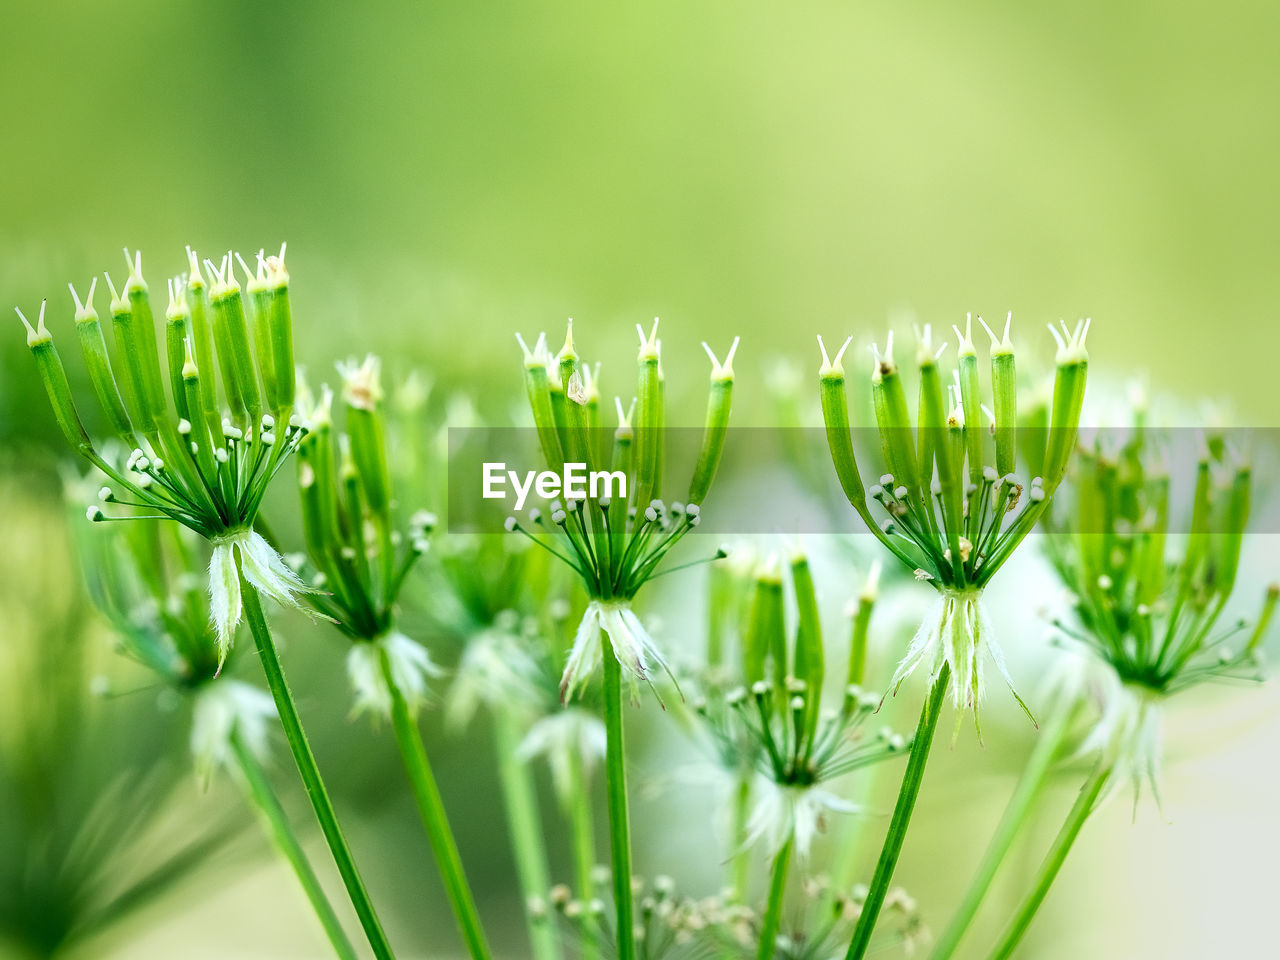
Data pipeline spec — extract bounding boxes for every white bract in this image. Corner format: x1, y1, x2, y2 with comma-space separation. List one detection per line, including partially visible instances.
560, 599, 674, 703
743, 781, 862, 861
346, 630, 444, 718
190, 680, 276, 785
208, 528, 317, 664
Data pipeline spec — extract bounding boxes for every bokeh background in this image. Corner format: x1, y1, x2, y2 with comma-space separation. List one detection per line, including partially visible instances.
2, 2, 1279, 958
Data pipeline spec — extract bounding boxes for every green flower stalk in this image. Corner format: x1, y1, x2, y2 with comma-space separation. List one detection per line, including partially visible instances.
291, 357, 492, 960
817, 315, 1090, 960
67, 506, 358, 960
510, 320, 739, 960
17, 247, 395, 960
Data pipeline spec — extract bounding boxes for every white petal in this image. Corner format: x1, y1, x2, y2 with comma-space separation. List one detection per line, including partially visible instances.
346, 631, 442, 719
559, 603, 605, 702
207, 540, 242, 666
190, 680, 276, 785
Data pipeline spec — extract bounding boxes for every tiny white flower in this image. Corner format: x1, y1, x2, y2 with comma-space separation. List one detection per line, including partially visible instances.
190, 679, 276, 785
444, 623, 545, 729
560, 599, 674, 703
208, 528, 319, 666
743, 781, 862, 861
346, 630, 444, 718
517, 708, 607, 804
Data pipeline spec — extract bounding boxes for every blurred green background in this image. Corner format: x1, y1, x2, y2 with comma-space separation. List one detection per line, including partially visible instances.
2, 2, 1279, 958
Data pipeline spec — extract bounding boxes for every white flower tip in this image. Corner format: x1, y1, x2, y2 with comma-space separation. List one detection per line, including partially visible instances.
637, 317, 660, 359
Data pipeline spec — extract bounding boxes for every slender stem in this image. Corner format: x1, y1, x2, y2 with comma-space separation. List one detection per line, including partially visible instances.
929, 702, 1076, 960
986, 762, 1112, 960
602, 652, 636, 960
755, 835, 793, 960
493, 709, 562, 960
729, 775, 752, 903
566, 747, 600, 960
240, 576, 396, 960
844, 662, 951, 960
230, 731, 360, 960
382, 652, 493, 960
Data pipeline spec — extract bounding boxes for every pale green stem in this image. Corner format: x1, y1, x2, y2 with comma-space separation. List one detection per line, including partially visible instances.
381, 652, 493, 960
602, 653, 636, 960
844, 662, 951, 960
986, 762, 1112, 960
493, 710, 562, 960
755, 835, 793, 960
240, 575, 396, 960
729, 775, 752, 903
566, 748, 600, 960
929, 702, 1076, 960
230, 731, 360, 960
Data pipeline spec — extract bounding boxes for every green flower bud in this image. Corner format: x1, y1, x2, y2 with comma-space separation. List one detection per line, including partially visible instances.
240, 252, 278, 413
634, 319, 663, 514
516, 332, 564, 471
122, 250, 170, 424
688, 336, 738, 506
952, 315, 986, 484
790, 547, 824, 745
206, 254, 260, 427
265, 249, 295, 413
1043, 319, 1090, 491
339, 355, 392, 525
980, 313, 1017, 476
165, 279, 193, 423
817, 335, 866, 507
870, 332, 919, 500
743, 556, 784, 688
104, 273, 155, 435
17, 303, 94, 454
69, 279, 133, 443
185, 249, 220, 433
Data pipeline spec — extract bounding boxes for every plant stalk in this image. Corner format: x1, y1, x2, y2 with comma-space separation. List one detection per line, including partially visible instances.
230, 731, 360, 960
929, 702, 1075, 960
602, 652, 636, 960
240, 576, 396, 960
566, 747, 600, 960
756, 835, 793, 960
844, 661, 950, 960
729, 775, 752, 903
382, 652, 493, 960
985, 762, 1112, 960
493, 709, 562, 960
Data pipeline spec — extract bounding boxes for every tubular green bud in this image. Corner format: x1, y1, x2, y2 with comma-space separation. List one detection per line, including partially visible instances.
953, 315, 985, 484
265, 248, 295, 412
165, 280, 192, 423
180, 340, 219, 484
206, 255, 260, 426
70, 279, 134, 442
1247, 583, 1279, 655
18, 304, 93, 454
980, 313, 1017, 476
634, 318, 663, 513
104, 274, 155, 435
688, 336, 738, 505
122, 251, 170, 424
241, 253, 278, 413
339, 355, 392, 524
1213, 465, 1251, 598
845, 560, 880, 687
516, 332, 564, 471
870, 332, 919, 498
1042, 319, 1090, 491
790, 548, 824, 744
1133, 472, 1169, 607
817, 335, 866, 507
185, 249, 220, 426
743, 557, 784, 687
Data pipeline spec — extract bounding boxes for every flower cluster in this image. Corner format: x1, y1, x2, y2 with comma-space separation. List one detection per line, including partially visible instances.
508, 320, 739, 701
18, 247, 313, 662
695, 550, 905, 859
1044, 415, 1273, 801
292, 355, 441, 716
533, 873, 923, 959
818, 315, 1090, 728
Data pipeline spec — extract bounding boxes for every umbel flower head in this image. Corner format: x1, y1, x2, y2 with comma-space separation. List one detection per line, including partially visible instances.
18, 247, 313, 664
292, 357, 441, 717
1044, 415, 1273, 804
66, 479, 274, 784
695, 550, 906, 859
508, 320, 739, 702
818, 315, 1090, 730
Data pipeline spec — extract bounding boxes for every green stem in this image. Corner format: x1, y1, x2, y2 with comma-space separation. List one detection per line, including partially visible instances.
566, 747, 600, 960
986, 762, 1112, 960
755, 835, 793, 960
382, 652, 493, 960
729, 775, 752, 903
602, 653, 635, 960
240, 577, 396, 960
230, 731, 360, 960
493, 710, 562, 960
844, 662, 950, 960
929, 702, 1076, 960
